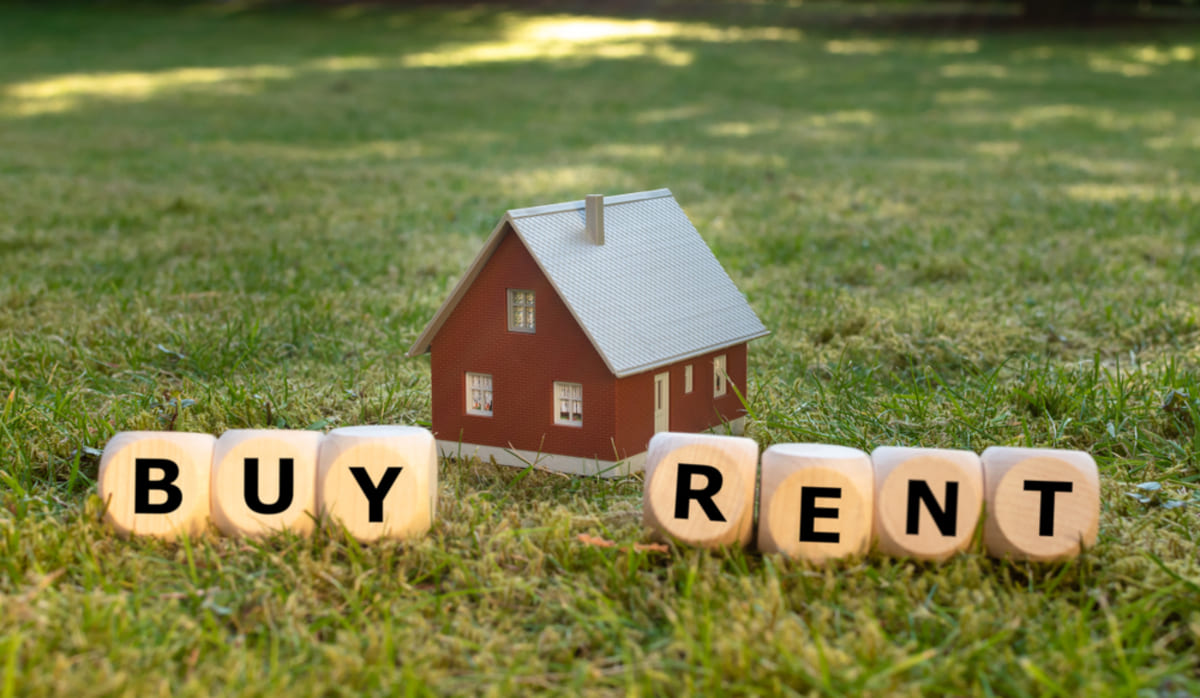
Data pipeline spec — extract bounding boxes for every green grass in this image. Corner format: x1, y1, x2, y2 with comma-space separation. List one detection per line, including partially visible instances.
1, 2, 1199, 694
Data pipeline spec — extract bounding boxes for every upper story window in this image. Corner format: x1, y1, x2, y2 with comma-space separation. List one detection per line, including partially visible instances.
466, 372, 493, 416
508, 289, 535, 333
684, 364, 694, 394
554, 382, 583, 426
713, 355, 728, 398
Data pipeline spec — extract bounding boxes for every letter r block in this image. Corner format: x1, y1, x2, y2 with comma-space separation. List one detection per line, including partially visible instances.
981, 446, 1100, 561
316, 426, 438, 542
211, 430, 321, 538
642, 432, 758, 548
98, 431, 216, 539
872, 447, 983, 561
757, 443, 873, 563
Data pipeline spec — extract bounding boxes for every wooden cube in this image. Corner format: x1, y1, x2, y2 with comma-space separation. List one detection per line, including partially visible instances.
642, 432, 758, 548
210, 429, 321, 538
316, 426, 438, 542
97, 431, 216, 539
981, 446, 1100, 561
757, 443, 873, 563
871, 446, 983, 561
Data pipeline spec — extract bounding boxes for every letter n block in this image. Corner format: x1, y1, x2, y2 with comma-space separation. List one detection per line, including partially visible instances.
757, 443, 873, 563
642, 432, 757, 548
97, 431, 216, 539
981, 446, 1100, 561
872, 447, 983, 561
316, 426, 438, 542
211, 430, 321, 538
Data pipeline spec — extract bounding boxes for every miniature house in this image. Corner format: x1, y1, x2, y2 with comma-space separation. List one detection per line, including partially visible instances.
407, 189, 768, 476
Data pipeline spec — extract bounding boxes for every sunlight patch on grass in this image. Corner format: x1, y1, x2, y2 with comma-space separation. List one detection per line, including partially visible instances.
936, 88, 995, 105
401, 15, 802, 69
1010, 104, 1177, 131
940, 63, 1009, 79
1063, 182, 1200, 202
973, 141, 1021, 157
1088, 55, 1155, 78
825, 38, 893, 55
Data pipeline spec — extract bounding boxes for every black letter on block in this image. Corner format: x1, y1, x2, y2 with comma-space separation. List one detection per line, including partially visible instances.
350, 467, 403, 523
244, 458, 295, 515
674, 463, 726, 521
134, 459, 183, 514
1024, 480, 1073, 537
799, 487, 841, 543
906, 480, 959, 536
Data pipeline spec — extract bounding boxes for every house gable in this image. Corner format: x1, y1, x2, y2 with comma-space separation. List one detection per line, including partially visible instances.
428, 225, 619, 460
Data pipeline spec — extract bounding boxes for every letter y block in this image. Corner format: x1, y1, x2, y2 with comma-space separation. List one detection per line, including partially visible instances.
642, 432, 758, 548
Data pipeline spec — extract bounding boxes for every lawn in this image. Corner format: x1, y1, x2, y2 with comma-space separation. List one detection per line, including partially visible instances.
1, 2, 1198, 695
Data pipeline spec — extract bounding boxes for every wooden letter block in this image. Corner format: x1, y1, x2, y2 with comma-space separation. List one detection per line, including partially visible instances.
98, 431, 216, 539
316, 426, 438, 542
872, 446, 983, 561
642, 432, 757, 548
757, 443, 873, 563
211, 429, 321, 538
982, 446, 1100, 561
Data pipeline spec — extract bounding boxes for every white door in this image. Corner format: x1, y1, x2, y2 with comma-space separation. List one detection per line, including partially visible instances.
654, 372, 670, 433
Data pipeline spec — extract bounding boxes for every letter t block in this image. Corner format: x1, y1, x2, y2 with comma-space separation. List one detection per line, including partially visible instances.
316, 426, 438, 542
981, 446, 1100, 561
642, 432, 758, 548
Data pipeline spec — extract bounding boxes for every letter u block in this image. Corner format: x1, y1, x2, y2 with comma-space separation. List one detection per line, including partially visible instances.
757, 443, 873, 563
316, 426, 438, 542
981, 446, 1099, 561
872, 447, 983, 561
642, 432, 758, 548
211, 430, 321, 538
98, 431, 216, 539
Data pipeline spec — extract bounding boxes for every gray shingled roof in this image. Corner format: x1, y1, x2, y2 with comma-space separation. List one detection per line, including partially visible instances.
407, 189, 768, 378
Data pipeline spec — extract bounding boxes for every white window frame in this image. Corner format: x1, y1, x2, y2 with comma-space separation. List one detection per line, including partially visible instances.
553, 381, 583, 427
684, 364, 694, 394
507, 289, 535, 333
466, 372, 493, 416
713, 355, 728, 398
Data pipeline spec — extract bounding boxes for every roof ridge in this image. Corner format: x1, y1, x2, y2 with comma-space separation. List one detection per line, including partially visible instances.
506, 188, 673, 220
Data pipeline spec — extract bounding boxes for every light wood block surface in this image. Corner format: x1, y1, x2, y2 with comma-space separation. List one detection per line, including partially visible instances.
757, 443, 873, 563
981, 446, 1100, 561
316, 425, 438, 542
871, 446, 983, 561
98, 431, 216, 539
211, 429, 321, 538
642, 432, 758, 548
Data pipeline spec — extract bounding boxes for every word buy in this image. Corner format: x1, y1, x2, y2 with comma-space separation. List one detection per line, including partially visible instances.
644, 433, 1100, 562
98, 426, 436, 542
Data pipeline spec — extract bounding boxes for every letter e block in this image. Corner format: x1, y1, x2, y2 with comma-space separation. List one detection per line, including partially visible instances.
981, 446, 1099, 561
98, 431, 216, 539
316, 426, 438, 542
872, 447, 983, 561
211, 429, 322, 538
757, 444, 873, 563
643, 432, 757, 548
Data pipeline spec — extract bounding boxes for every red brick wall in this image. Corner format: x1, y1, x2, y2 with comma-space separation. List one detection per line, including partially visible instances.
614, 343, 749, 456
430, 225, 619, 460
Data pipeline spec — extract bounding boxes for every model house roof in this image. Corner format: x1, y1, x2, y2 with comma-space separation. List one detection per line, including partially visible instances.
407, 188, 769, 378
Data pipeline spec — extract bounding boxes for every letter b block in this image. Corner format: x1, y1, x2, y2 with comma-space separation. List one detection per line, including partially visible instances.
982, 446, 1099, 561
211, 430, 321, 538
872, 447, 983, 561
643, 432, 757, 548
98, 432, 216, 539
757, 444, 873, 563
316, 426, 438, 542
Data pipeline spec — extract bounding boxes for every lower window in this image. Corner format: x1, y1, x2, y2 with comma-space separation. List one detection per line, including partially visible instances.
554, 382, 583, 426
466, 373, 493, 416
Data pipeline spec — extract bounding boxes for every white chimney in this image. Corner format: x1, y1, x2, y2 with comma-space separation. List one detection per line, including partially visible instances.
585, 194, 604, 245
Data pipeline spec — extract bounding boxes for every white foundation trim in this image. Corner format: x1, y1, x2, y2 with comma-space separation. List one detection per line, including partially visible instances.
437, 417, 746, 478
